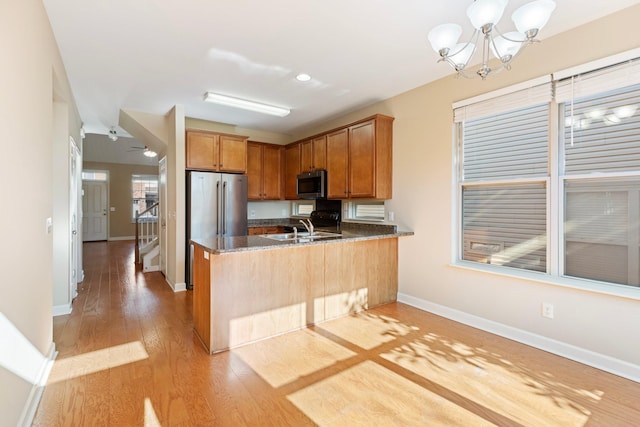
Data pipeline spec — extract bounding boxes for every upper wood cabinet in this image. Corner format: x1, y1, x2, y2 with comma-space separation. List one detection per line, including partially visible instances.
284, 144, 301, 200
325, 115, 393, 199
186, 129, 248, 173
300, 135, 327, 172
326, 129, 349, 199
247, 141, 284, 200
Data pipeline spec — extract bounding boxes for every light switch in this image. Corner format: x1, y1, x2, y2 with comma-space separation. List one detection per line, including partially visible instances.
204, 251, 209, 260
110, 207, 116, 211
46, 217, 52, 234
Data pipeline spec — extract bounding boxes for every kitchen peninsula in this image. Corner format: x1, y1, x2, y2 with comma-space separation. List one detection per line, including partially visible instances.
191, 225, 412, 353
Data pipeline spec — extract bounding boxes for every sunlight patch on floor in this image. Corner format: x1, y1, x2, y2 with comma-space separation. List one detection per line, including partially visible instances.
287, 360, 495, 426
144, 398, 161, 427
48, 341, 149, 383
232, 328, 356, 388
317, 312, 419, 350
381, 334, 594, 427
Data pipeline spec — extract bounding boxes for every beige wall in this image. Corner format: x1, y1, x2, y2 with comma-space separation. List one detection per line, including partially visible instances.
186, 117, 292, 145
83, 161, 159, 239
291, 5, 640, 374
0, 0, 81, 424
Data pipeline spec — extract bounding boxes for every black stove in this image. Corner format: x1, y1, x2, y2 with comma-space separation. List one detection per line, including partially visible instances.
309, 210, 341, 228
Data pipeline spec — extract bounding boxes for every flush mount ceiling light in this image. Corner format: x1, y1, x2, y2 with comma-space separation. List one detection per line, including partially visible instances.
428, 0, 556, 79
108, 127, 118, 141
203, 92, 290, 117
295, 73, 312, 82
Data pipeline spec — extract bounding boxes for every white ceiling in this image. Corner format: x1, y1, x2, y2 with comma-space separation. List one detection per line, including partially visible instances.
44, 0, 639, 158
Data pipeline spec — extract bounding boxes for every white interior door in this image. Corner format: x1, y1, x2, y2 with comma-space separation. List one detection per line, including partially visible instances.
82, 181, 108, 241
159, 157, 167, 275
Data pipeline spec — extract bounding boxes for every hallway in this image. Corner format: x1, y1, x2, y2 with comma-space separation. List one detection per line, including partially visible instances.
32, 241, 640, 426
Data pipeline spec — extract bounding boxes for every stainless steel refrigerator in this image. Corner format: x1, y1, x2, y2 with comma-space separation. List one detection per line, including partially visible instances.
186, 171, 247, 289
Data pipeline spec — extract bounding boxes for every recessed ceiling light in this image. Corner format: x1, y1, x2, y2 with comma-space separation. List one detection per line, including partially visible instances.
203, 92, 290, 117
296, 73, 312, 82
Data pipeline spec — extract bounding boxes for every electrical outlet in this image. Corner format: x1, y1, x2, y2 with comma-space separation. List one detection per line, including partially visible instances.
542, 302, 554, 319
250, 210, 256, 218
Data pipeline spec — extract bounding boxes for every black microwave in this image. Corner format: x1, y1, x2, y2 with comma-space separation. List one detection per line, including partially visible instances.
297, 170, 327, 199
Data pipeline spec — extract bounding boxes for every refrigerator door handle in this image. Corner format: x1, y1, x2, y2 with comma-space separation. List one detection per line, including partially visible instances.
216, 180, 221, 236
222, 181, 227, 235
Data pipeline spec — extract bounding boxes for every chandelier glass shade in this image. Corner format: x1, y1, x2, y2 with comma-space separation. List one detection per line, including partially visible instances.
428, 0, 556, 79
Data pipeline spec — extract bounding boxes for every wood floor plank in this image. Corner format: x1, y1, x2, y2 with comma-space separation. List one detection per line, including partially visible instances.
33, 240, 640, 426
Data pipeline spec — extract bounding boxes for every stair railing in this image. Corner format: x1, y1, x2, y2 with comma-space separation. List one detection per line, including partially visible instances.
135, 202, 159, 265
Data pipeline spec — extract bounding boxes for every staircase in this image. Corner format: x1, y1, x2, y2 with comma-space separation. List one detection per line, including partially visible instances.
135, 202, 161, 272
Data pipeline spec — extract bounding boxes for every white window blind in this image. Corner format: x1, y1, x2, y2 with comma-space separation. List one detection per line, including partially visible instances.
459, 94, 549, 273
463, 103, 549, 181
354, 203, 385, 220
563, 83, 640, 174
454, 79, 552, 123
556, 58, 640, 103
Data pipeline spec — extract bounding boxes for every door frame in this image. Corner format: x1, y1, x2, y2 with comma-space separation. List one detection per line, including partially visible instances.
159, 157, 168, 276
69, 137, 81, 299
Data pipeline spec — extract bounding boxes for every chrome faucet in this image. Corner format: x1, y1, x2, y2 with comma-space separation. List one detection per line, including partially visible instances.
299, 219, 314, 236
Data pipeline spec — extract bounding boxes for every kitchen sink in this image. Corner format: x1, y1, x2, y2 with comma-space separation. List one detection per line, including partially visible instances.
260, 231, 342, 241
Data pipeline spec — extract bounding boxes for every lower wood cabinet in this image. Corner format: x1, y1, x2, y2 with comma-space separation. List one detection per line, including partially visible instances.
192, 237, 398, 353
248, 226, 285, 235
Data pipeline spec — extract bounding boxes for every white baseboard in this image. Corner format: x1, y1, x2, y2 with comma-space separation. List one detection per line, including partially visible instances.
397, 293, 640, 383
18, 343, 57, 427
52, 303, 72, 317
173, 282, 187, 292
108, 235, 135, 241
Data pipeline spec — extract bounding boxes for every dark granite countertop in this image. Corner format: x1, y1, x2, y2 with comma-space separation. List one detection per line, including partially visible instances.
192, 224, 413, 254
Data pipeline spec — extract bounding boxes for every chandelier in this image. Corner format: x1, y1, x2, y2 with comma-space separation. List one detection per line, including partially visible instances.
428, 0, 556, 79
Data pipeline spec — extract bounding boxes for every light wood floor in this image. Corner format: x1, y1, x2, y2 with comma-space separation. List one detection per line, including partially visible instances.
33, 241, 639, 426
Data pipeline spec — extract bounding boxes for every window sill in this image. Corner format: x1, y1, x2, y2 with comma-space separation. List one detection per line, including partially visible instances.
449, 261, 640, 301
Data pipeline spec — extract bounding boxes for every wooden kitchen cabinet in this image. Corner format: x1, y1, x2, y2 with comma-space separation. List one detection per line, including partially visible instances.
325, 115, 393, 199
186, 129, 248, 173
247, 141, 283, 200
248, 226, 286, 235
326, 129, 349, 199
300, 135, 327, 172
284, 143, 301, 199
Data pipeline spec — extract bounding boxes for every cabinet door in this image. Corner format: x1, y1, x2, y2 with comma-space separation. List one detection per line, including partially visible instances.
312, 135, 327, 171
246, 142, 263, 200
348, 120, 376, 198
326, 129, 349, 199
186, 132, 218, 170
219, 134, 247, 173
262, 144, 283, 200
284, 144, 300, 199
300, 140, 313, 172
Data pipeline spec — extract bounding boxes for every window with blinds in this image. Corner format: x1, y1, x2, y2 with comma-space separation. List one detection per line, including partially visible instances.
560, 75, 640, 286
457, 81, 550, 273
453, 50, 640, 290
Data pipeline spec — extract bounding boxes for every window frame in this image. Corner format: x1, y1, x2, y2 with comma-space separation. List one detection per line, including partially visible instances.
347, 201, 386, 222
290, 200, 314, 218
131, 174, 159, 222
